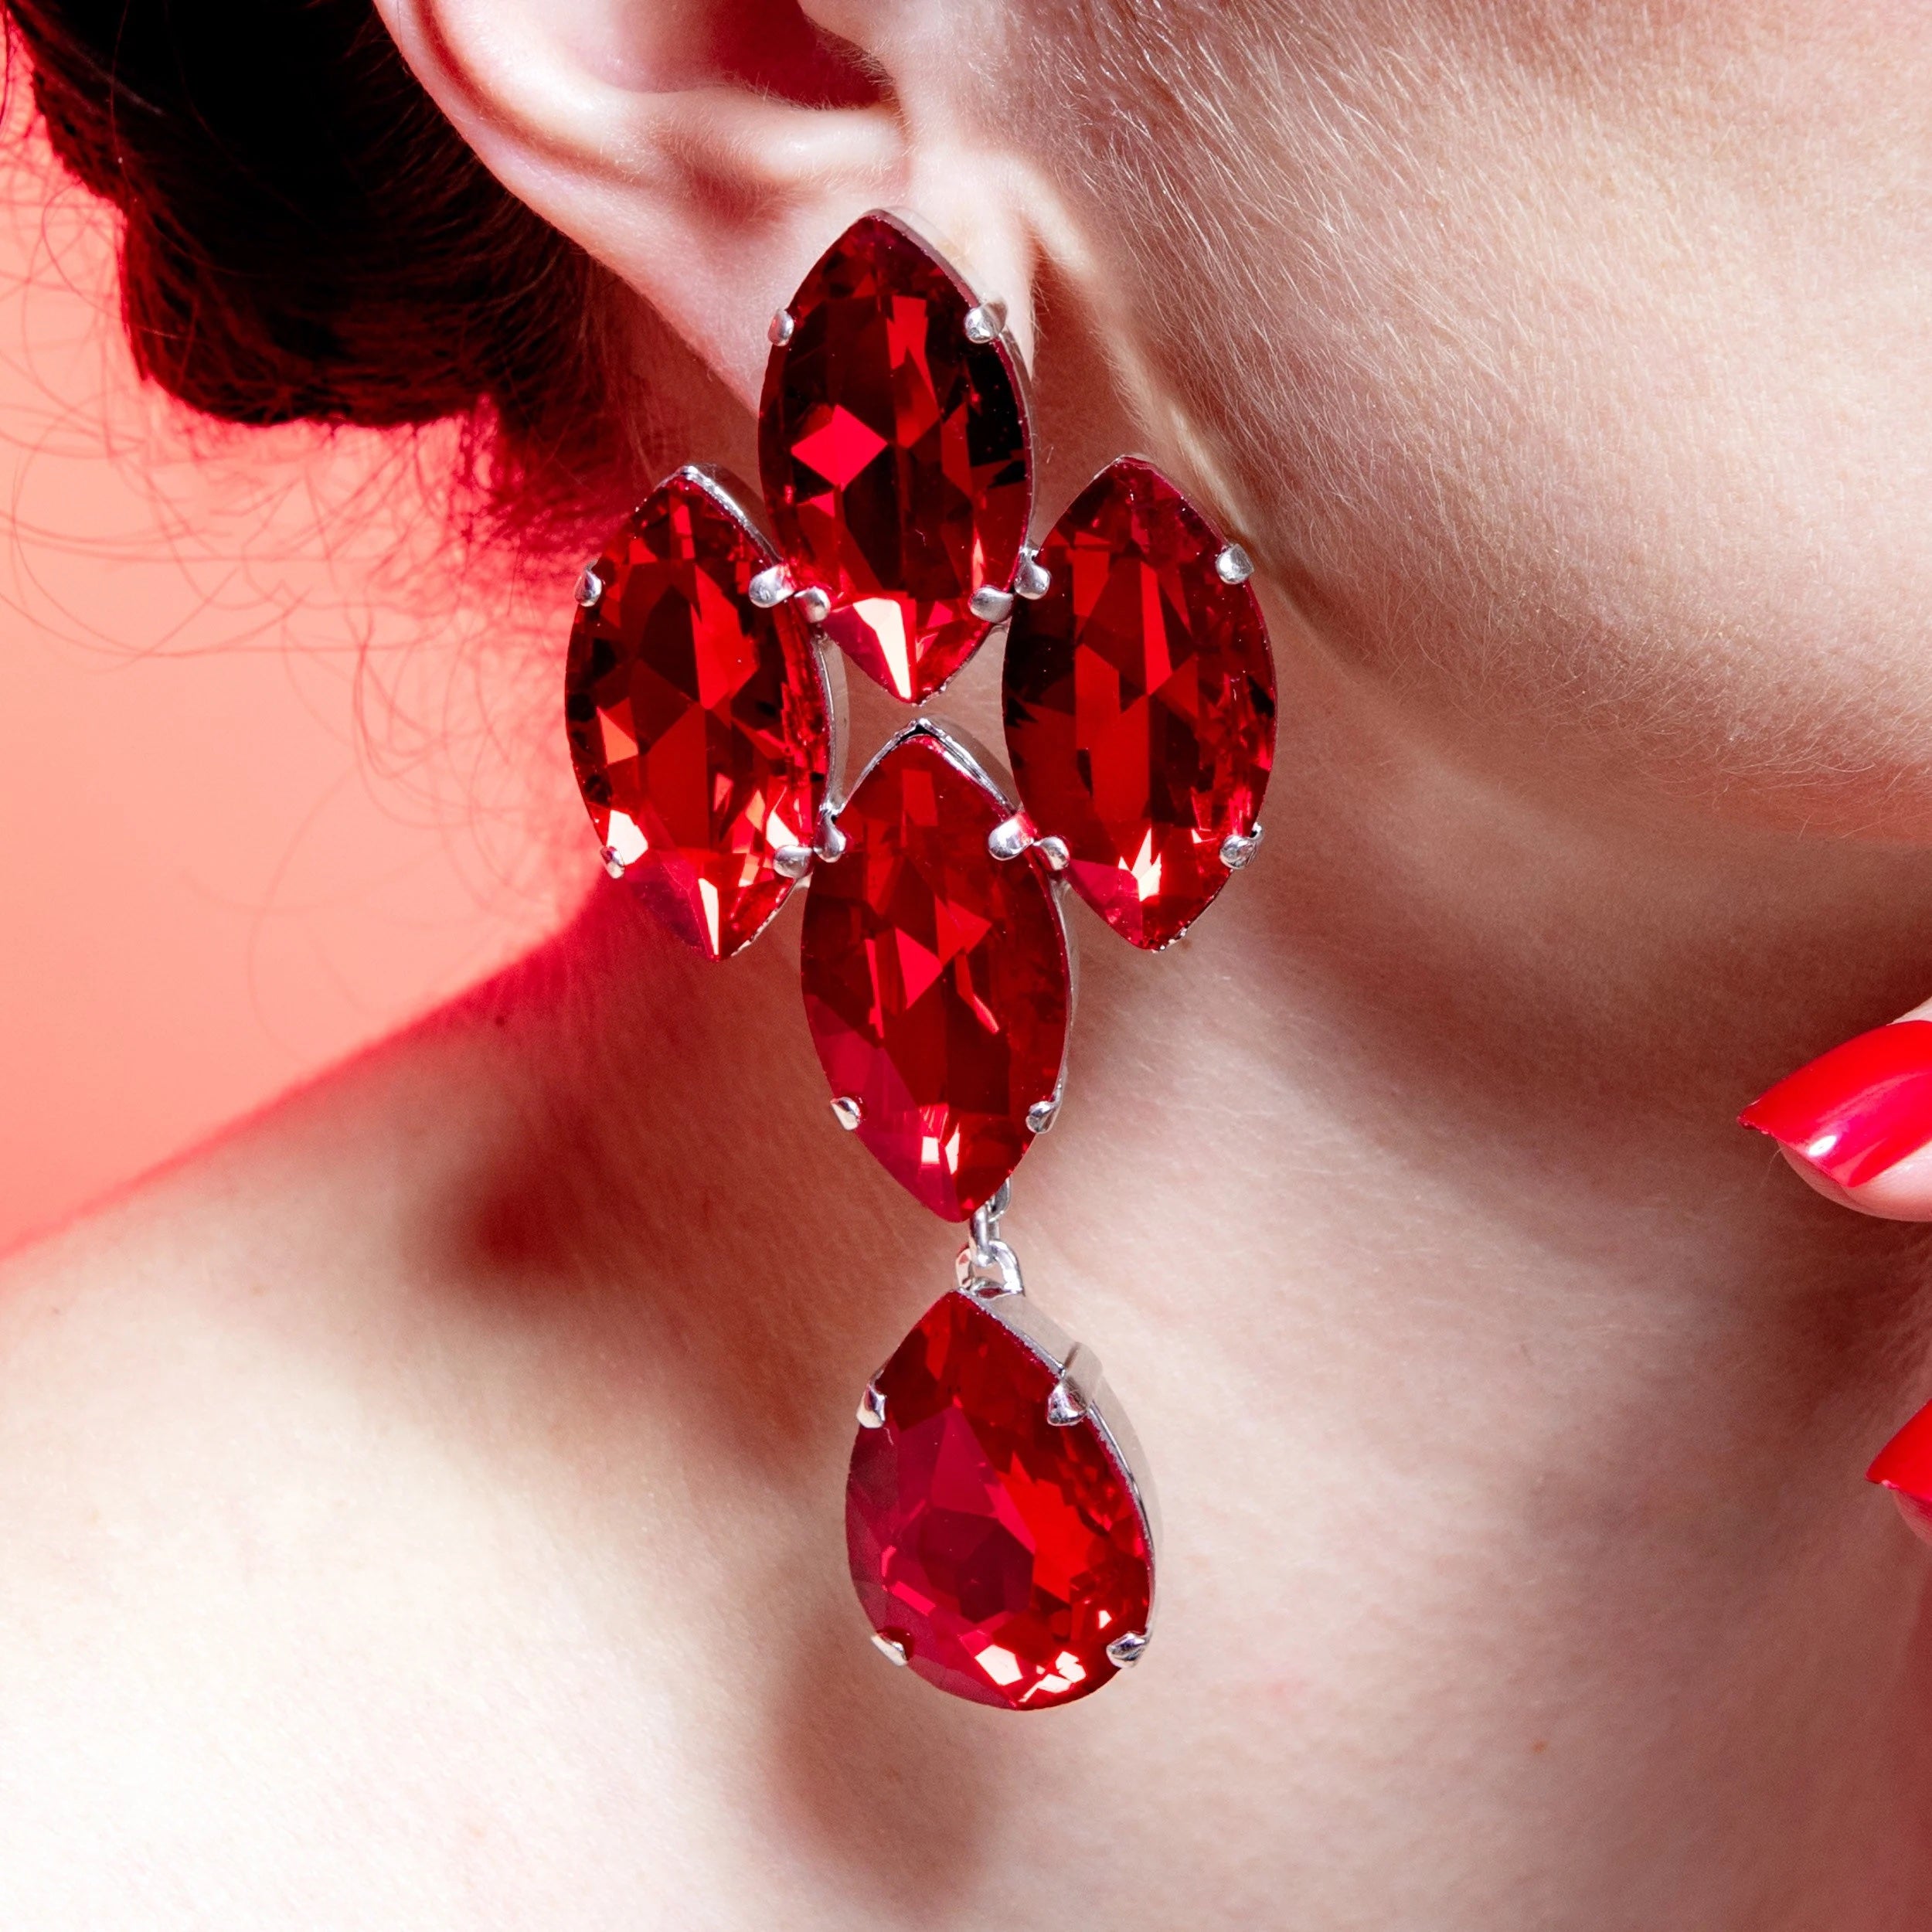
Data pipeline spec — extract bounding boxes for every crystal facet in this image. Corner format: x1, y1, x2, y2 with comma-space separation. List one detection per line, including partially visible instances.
759, 213, 1032, 704
801, 730, 1068, 1221
846, 1290, 1154, 1710
1002, 457, 1277, 950
564, 471, 830, 959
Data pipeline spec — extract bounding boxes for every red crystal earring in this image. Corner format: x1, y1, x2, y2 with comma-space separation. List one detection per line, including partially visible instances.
563, 212, 1277, 1709
759, 211, 1034, 705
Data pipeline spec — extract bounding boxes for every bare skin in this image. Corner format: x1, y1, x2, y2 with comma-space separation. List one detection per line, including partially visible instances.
7, 2, 1932, 1924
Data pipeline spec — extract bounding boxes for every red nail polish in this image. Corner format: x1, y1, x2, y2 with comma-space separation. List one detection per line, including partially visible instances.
1739, 1020, 1932, 1187
1869, 1402, 1932, 1499
1868, 1403, 1932, 1543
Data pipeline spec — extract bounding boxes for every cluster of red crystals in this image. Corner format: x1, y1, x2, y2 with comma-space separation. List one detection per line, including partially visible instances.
847, 1291, 1152, 1711
759, 213, 1032, 704
564, 471, 828, 959
1003, 457, 1277, 950
801, 731, 1068, 1221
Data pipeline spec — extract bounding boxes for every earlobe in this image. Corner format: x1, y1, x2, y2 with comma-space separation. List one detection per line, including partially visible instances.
372, 0, 913, 406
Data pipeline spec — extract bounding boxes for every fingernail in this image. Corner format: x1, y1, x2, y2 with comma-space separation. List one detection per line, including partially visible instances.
1868, 1403, 1932, 1541
1739, 1019, 1932, 1187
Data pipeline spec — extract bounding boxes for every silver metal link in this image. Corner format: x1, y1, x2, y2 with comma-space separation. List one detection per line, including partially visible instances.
955, 1179, 1024, 1296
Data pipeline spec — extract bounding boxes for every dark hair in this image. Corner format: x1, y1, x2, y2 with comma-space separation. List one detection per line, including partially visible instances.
5, 0, 637, 523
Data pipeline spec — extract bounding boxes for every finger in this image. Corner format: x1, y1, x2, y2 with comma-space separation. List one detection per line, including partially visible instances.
1739, 1005, 1932, 1220
1867, 1400, 1932, 1547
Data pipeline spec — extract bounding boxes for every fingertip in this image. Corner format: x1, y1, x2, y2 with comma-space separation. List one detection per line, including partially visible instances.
1869, 1403, 1932, 1545
1739, 1020, 1932, 1211
1780, 1138, 1932, 1221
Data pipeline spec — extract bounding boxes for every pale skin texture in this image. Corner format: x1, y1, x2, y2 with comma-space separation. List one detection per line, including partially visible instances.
5, 1, 1932, 1924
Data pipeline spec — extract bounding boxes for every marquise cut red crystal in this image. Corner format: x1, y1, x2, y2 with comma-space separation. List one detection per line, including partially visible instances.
759, 213, 1032, 704
565, 471, 828, 959
801, 731, 1068, 1221
847, 1290, 1153, 1710
1002, 457, 1276, 949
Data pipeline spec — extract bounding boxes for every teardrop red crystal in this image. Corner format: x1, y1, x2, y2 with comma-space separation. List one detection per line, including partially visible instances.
565, 471, 829, 960
759, 213, 1032, 704
801, 730, 1067, 1221
1002, 458, 1277, 950
847, 1289, 1154, 1710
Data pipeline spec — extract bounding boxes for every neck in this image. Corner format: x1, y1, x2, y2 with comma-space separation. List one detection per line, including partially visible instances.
415, 610, 1932, 1920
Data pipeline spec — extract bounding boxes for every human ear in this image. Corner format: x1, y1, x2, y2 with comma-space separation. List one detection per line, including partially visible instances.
371, 0, 1040, 412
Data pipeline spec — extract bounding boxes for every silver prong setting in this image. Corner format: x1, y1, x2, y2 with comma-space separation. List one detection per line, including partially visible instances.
831, 1095, 863, 1131
856, 1383, 887, 1430
969, 584, 1015, 624
1046, 1379, 1089, 1427
1026, 1096, 1060, 1135
749, 563, 793, 609
1215, 543, 1254, 586
1047, 1341, 1104, 1428
1220, 824, 1265, 871
768, 308, 796, 348
1013, 548, 1052, 600
773, 844, 815, 880
963, 298, 1008, 345
816, 809, 848, 862
871, 1631, 910, 1667
1106, 1631, 1150, 1670
795, 586, 832, 625
575, 564, 606, 610
988, 813, 1032, 862
989, 815, 1069, 872
599, 846, 626, 880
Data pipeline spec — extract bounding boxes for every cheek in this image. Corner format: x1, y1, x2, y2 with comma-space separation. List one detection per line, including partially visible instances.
1100, 15, 1932, 838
